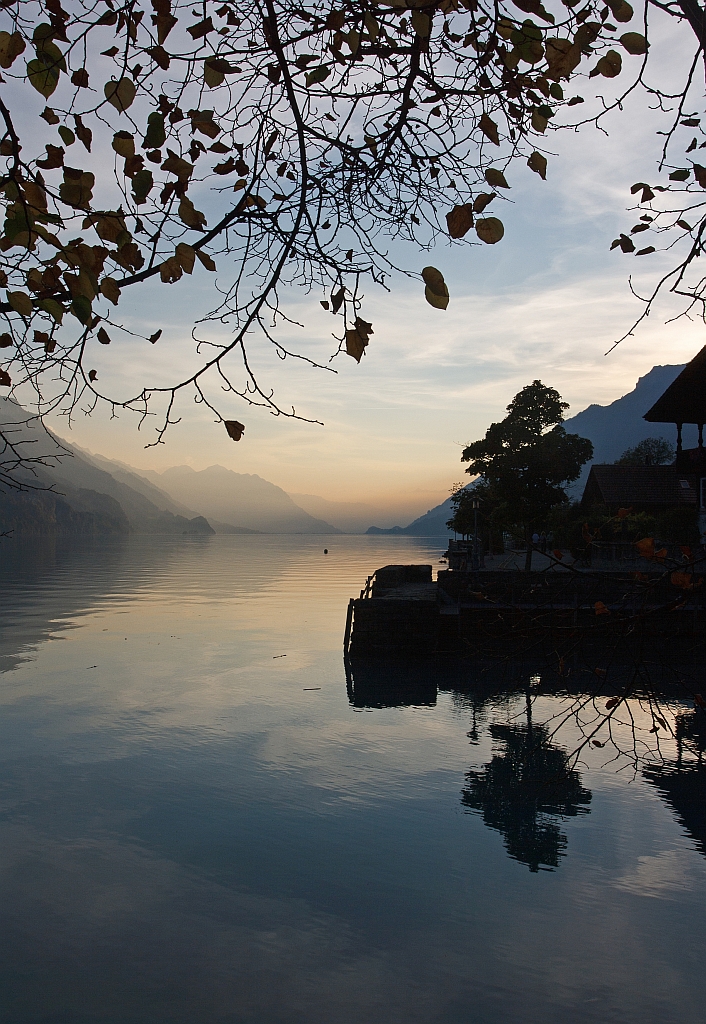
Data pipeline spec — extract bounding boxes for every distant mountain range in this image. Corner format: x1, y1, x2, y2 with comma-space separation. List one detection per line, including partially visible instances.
365, 363, 692, 535
137, 465, 341, 535
2, 363, 692, 538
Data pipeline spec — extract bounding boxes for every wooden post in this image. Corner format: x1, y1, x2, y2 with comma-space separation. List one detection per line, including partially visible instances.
343, 598, 354, 653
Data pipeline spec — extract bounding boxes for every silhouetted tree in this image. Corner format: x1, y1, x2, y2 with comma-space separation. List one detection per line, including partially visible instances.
616, 437, 675, 466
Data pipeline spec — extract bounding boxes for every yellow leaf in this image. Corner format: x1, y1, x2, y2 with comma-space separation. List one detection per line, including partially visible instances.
178, 196, 207, 229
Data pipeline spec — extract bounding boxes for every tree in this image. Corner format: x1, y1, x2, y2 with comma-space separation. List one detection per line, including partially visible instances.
616, 436, 675, 465
0, 1, 699, 487
460, 380, 593, 569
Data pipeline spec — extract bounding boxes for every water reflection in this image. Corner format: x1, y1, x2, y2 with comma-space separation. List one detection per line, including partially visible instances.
643, 709, 706, 858
461, 715, 592, 872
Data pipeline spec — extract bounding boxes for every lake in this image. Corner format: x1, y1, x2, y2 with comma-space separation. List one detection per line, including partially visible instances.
0, 534, 704, 1024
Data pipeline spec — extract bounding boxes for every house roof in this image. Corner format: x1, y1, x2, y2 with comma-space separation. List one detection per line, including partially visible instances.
644, 345, 706, 424
582, 464, 697, 506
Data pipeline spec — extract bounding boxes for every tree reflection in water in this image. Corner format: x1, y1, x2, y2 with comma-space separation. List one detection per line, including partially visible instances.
461, 697, 592, 872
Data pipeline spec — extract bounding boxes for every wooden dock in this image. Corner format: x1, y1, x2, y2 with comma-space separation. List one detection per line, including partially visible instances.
345, 563, 706, 657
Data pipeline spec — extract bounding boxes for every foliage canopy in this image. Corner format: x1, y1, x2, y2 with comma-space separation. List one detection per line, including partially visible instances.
0, 0, 702, 484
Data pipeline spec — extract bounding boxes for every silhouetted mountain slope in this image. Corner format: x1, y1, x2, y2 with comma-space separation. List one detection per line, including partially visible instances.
366, 494, 458, 536
146, 465, 341, 534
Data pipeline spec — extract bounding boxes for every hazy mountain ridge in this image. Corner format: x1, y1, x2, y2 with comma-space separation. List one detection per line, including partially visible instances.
132, 465, 342, 535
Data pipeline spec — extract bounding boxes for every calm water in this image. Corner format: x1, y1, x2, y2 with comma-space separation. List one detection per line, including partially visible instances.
0, 535, 704, 1024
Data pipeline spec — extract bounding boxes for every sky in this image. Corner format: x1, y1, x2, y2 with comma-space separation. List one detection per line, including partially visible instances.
13, 9, 706, 525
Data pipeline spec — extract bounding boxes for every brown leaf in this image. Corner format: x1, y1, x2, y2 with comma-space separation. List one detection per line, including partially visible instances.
0, 368, 10, 386
594, 601, 610, 615
97, 327, 111, 345
331, 287, 345, 313
527, 151, 547, 179
608, 0, 634, 22
71, 68, 89, 88
178, 196, 207, 229
485, 168, 509, 189
475, 217, 504, 244
479, 113, 500, 146
620, 32, 647, 54
148, 329, 162, 344
225, 419, 245, 441
446, 204, 474, 238
195, 250, 216, 272
88, 369, 98, 383
175, 242, 195, 274
595, 49, 622, 77
345, 318, 373, 362
213, 157, 236, 175
100, 277, 120, 305
187, 17, 214, 39
605, 697, 620, 710
159, 256, 183, 283
161, 150, 193, 181
0, 333, 12, 347
36, 143, 64, 169
40, 106, 60, 125
422, 267, 449, 310
473, 193, 495, 213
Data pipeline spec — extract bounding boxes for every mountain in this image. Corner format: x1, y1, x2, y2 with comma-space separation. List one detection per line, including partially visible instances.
0, 398, 215, 537
366, 494, 459, 536
563, 363, 697, 495
141, 465, 342, 534
288, 493, 399, 534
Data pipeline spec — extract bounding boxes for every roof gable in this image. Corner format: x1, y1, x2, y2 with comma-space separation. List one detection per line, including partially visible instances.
582, 464, 696, 506
644, 345, 706, 424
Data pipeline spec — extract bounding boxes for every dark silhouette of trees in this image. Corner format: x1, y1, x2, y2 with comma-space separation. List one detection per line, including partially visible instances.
460, 381, 593, 568
616, 437, 676, 465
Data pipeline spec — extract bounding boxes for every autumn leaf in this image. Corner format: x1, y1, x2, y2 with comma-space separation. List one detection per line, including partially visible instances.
305, 66, 331, 87
671, 571, 693, 590
225, 419, 245, 441
143, 113, 166, 150
0, 31, 25, 69
620, 32, 648, 54
552, 549, 563, 560
635, 537, 654, 558
473, 193, 495, 213
608, 0, 634, 22
195, 250, 216, 271
479, 113, 500, 146
345, 317, 373, 362
88, 369, 98, 382
617, 507, 632, 518
605, 697, 620, 710
97, 327, 111, 345
71, 68, 89, 88
0, 333, 11, 347
594, 49, 622, 77
178, 196, 207, 229
27, 57, 60, 98
112, 131, 135, 158
594, 601, 610, 615
531, 109, 548, 133
7, 291, 32, 317
148, 330, 162, 344
0, 369, 10, 386
71, 294, 92, 324
527, 151, 547, 179
204, 58, 224, 88
160, 256, 183, 283
104, 77, 136, 112
100, 277, 120, 305
446, 204, 474, 238
485, 168, 509, 189
476, 217, 504, 244
175, 243, 196, 274
421, 266, 449, 310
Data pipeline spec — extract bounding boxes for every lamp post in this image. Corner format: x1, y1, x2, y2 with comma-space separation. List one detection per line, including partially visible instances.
472, 498, 480, 571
